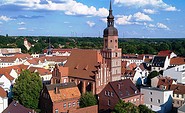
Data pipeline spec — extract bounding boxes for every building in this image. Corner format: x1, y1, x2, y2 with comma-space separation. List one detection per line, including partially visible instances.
157, 50, 177, 59
0, 87, 8, 113
43, 49, 72, 56
51, 49, 111, 95
98, 79, 144, 112
0, 48, 21, 55
2, 100, 34, 113
101, 1, 122, 82
141, 87, 173, 113
122, 54, 144, 66
151, 56, 170, 72
163, 64, 185, 84
170, 57, 185, 67
151, 76, 177, 89
24, 38, 32, 50
39, 82, 81, 113
170, 84, 185, 108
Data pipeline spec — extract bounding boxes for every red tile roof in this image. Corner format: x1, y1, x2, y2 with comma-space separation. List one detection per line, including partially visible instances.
109, 79, 140, 99
170, 84, 185, 94
158, 50, 172, 57
170, 57, 185, 65
157, 76, 175, 90
46, 82, 81, 102
0, 68, 14, 80
0, 86, 7, 98
2, 100, 33, 113
64, 49, 103, 80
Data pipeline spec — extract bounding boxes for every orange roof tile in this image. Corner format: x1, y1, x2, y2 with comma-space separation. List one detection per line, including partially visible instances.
47, 82, 81, 102
170, 84, 185, 94
158, 50, 172, 57
64, 49, 103, 80
170, 57, 185, 65
0, 87, 7, 98
0, 68, 14, 80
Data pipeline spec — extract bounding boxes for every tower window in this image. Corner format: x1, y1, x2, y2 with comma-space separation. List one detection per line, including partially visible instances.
115, 40, 117, 43
110, 40, 112, 42
115, 53, 118, 57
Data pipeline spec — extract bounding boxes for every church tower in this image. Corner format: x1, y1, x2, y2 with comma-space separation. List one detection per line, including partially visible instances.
101, 1, 122, 81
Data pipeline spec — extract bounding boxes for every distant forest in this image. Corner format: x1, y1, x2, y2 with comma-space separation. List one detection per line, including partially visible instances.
0, 35, 185, 56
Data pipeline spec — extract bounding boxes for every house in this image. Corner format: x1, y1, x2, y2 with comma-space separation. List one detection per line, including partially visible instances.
170, 84, 185, 108
0, 48, 21, 55
151, 76, 177, 89
170, 57, 185, 67
0, 87, 8, 113
163, 64, 185, 84
141, 87, 173, 113
151, 56, 170, 72
133, 63, 149, 85
157, 50, 177, 59
28, 67, 52, 84
98, 79, 144, 112
2, 100, 34, 113
0, 74, 13, 92
51, 64, 69, 84
52, 49, 111, 95
43, 49, 72, 56
0, 57, 22, 68
122, 54, 144, 66
39, 82, 81, 113
24, 38, 32, 50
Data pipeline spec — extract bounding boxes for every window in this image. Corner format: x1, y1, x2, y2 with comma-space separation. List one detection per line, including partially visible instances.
108, 91, 110, 96
115, 53, 118, 57
111, 92, 113, 97
177, 94, 179, 98
108, 100, 110, 106
115, 40, 117, 43
105, 91, 107, 96
63, 103, 66, 108
177, 101, 179, 105
150, 92, 152, 95
73, 102, 76, 107
55, 109, 58, 113
158, 99, 160, 103
150, 105, 152, 108
150, 98, 152, 102
68, 102, 71, 108
110, 40, 112, 42
77, 101, 80, 106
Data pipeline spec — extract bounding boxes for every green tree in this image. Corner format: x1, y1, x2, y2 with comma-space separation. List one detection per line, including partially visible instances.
12, 70, 42, 110
79, 92, 97, 108
113, 100, 139, 113
147, 71, 159, 86
138, 105, 155, 113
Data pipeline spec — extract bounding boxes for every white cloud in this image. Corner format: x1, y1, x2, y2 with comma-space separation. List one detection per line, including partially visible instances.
148, 24, 156, 28
115, 15, 133, 25
17, 22, 25, 25
157, 23, 169, 30
143, 9, 156, 14
64, 21, 69, 24
101, 18, 107, 23
86, 21, 95, 27
0, 15, 13, 21
18, 27, 26, 30
133, 12, 152, 21
0, 22, 2, 24
115, 12, 152, 25
114, 0, 178, 11
164, 6, 178, 11
4, 0, 108, 17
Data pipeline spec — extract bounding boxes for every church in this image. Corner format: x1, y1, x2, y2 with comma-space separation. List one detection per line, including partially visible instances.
51, 1, 122, 95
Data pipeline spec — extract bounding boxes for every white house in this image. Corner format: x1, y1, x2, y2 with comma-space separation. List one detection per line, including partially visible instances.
133, 64, 149, 85
122, 54, 144, 66
141, 87, 173, 113
0, 87, 8, 113
163, 64, 185, 84
0, 74, 12, 92
151, 56, 170, 72
0, 57, 22, 68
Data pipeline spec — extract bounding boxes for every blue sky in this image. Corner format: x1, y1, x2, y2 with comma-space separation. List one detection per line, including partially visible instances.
0, 0, 184, 38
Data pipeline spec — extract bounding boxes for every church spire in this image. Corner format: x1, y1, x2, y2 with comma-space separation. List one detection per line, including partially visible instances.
107, 0, 114, 27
